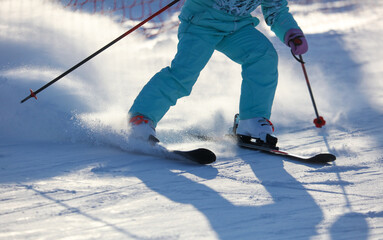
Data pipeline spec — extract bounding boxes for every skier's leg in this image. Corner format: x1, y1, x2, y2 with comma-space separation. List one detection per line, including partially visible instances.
129, 30, 219, 125
216, 24, 278, 120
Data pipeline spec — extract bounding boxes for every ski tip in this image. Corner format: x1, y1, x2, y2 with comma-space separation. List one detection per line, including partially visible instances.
173, 148, 216, 165
310, 153, 336, 163
196, 148, 216, 164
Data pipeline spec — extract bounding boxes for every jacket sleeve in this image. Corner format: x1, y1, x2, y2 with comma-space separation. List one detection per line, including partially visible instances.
261, 0, 300, 42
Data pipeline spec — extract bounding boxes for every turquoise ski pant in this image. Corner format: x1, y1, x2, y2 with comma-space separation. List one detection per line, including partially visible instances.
129, 8, 278, 126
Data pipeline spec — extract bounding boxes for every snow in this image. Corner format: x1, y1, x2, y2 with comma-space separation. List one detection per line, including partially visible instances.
1, 0, 383, 239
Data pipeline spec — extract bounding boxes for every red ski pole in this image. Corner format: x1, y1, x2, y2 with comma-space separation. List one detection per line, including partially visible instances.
292, 53, 326, 128
20, 0, 181, 104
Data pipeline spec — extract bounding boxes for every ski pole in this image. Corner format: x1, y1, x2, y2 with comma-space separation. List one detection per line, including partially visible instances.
292, 53, 326, 128
20, 0, 181, 104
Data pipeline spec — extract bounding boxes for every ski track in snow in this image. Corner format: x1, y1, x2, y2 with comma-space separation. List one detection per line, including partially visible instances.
1, 0, 382, 239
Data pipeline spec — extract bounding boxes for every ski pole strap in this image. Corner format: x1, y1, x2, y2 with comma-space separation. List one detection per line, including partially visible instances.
291, 51, 305, 64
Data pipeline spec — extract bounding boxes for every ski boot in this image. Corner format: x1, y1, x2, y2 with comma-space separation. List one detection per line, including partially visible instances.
128, 114, 159, 144
232, 114, 278, 150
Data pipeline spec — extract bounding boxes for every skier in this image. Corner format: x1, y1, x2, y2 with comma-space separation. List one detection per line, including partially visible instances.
128, 0, 308, 145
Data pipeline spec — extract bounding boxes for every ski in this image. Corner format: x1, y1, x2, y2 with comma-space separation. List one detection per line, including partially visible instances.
188, 133, 335, 163
188, 131, 335, 163
237, 138, 336, 163
230, 114, 335, 163
149, 135, 216, 165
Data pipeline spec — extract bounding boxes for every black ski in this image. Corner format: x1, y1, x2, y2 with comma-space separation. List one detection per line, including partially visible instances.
230, 114, 335, 163
237, 138, 336, 163
172, 148, 216, 164
149, 135, 216, 165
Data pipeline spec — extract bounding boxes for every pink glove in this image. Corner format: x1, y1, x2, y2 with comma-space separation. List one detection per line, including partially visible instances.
284, 29, 308, 55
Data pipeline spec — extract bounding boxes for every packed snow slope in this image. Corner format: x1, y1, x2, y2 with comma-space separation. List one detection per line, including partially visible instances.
1, 0, 382, 239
